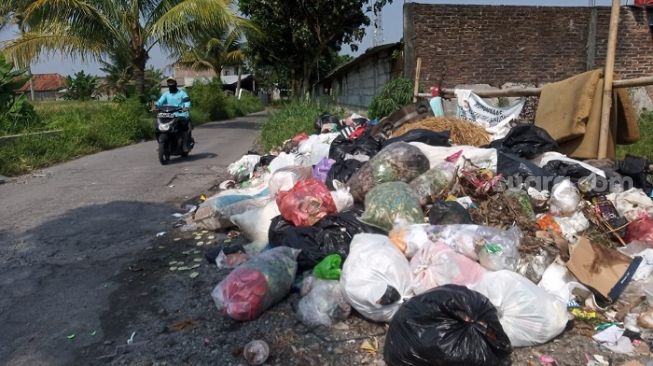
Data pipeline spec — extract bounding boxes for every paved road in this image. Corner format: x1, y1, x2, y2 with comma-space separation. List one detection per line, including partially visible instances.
0, 113, 265, 366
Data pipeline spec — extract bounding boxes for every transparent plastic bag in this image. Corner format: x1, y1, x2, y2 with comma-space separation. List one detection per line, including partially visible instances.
276, 179, 337, 226
268, 166, 313, 196
340, 234, 413, 322
230, 200, 280, 246
430, 224, 521, 262
360, 182, 424, 232
389, 223, 433, 258
297, 277, 351, 327
211, 246, 299, 321
409, 164, 455, 206
471, 270, 569, 347
410, 241, 486, 295
477, 226, 522, 271
194, 186, 272, 230
348, 142, 430, 202
228, 154, 261, 183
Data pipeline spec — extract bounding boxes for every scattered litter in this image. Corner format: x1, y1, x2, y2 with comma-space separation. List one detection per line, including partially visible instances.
189, 272, 199, 279
243, 340, 269, 365
166, 319, 200, 332
173, 238, 181, 241
126, 332, 136, 345
155, 232, 166, 237
67, 333, 76, 340
539, 355, 558, 365
360, 338, 378, 353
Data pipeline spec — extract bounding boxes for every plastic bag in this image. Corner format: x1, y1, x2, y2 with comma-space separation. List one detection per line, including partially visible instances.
228, 154, 261, 182
428, 200, 473, 225
268, 166, 313, 196
410, 241, 486, 294
313, 254, 342, 280
383, 129, 451, 147
389, 223, 433, 258
276, 179, 337, 227
268, 152, 299, 173
608, 188, 653, 222
211, 246, 299, 321
384, 285, 512, 366
312, 158, 335, 183
348, 142, 430, 202
409, 165, 455, 206
230, 200, 280, 248
315, 113, 339, 132
340, 234, 413, 322
626, 215, 653, 244
497, 151, 551, 181
194, 186, 272, 231
326, 159, 363, 189
269, 210, 375, 271
297, 277, 351, 327
471, 270, 569, 347
330, 182, 354, 212
477, 226, 522, 271
429, 224, 519, 261
360, 182, 424, 231
515, 247, 557, 284
409, 142, 498, 171
328, 133, 382, 161
549, 179, 581, 217
489, 124, 558, 159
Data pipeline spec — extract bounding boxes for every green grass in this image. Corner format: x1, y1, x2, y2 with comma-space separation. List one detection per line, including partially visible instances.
260, 100, 341, 151
187, 80, 263, 125
0, 99, 152, 176
617, 111, 653, 160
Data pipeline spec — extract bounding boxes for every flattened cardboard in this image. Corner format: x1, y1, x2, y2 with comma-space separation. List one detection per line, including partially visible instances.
566, 237, 642, 303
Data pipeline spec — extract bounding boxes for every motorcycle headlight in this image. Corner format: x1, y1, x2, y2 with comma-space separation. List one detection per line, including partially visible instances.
158, 121, 171, 131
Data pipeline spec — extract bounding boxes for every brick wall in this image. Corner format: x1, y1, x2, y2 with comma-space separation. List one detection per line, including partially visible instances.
404, 4, 653, 88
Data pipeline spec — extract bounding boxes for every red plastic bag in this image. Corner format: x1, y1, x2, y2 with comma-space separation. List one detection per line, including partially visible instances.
277, 179, 337, 226
626, 215, 653, 244
292, 132, 309, 144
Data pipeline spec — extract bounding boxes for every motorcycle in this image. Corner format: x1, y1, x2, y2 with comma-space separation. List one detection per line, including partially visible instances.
153, 105, 194, 165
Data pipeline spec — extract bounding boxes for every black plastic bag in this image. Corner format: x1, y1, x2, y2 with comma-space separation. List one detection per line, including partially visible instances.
383, 129, 451, 148
253, 154, 276, 170
315, 112, 340, 132
269, 210, 379, 271
489, 124, 558, 159
384, 285, 512, 366
326, 159, 364, 189
428, 201, 473, 225
543, 160, 596, 183
617, 154, 653, 194
497, 151, 553, 188
328, 133, 383, 161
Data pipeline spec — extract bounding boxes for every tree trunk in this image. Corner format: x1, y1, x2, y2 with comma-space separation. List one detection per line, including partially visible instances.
236, 65, 243, 98
133, 62, 146, 97
301, 57, 315, 100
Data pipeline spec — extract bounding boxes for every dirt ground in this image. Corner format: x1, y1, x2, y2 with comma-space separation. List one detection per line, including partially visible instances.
72, 224, 653, 366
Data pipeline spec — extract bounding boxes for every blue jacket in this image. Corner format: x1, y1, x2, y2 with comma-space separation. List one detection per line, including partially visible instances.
156, 89, 191, 118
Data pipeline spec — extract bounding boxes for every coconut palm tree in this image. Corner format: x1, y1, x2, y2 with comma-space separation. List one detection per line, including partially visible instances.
2, 0, 236, 95
177, 20, 254, 94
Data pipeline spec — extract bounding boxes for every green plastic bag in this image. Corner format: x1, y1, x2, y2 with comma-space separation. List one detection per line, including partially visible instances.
361, 182, 424, 231
313, 254, 342, 280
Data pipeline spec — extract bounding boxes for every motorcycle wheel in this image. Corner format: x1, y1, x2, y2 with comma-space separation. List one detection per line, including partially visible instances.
158, 142, 170, 165
181, 151, 189, 158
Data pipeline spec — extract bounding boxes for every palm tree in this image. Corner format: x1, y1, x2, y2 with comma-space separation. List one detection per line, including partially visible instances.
177, 20, 253, 94
2, 0, 236, 96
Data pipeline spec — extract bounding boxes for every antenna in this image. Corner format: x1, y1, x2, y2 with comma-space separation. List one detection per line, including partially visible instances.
373, 7, 384, 46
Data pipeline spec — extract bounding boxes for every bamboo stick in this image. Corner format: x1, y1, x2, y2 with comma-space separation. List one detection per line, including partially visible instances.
598, 0, 621, 159
413, 57, 421, 103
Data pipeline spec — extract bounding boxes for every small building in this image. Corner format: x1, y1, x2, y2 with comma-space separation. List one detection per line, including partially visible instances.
315, 42, 402, 110
172, 65, 254, 94
17, 73, 66, 101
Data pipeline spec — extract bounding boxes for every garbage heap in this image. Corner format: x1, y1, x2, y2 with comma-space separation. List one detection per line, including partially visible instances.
189, 112, 653, 366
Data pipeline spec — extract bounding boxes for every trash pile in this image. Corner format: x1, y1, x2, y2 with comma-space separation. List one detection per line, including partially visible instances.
179, 109, 653, 365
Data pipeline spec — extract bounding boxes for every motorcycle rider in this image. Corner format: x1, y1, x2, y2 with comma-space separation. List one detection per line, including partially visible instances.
155, 77, 192, 152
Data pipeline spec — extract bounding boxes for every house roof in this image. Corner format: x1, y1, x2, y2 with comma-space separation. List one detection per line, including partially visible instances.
320, 42, 402, 83
18, 73, 66, 92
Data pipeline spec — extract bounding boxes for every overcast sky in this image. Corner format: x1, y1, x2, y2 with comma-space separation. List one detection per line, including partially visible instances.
0, 0, 630, 76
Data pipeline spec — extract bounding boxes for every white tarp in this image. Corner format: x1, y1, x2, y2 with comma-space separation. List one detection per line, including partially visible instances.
455, 89, 525, 140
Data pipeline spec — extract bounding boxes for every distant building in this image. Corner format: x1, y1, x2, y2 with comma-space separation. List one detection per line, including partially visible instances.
17, 73, 66, 101
171, 65, 255, 94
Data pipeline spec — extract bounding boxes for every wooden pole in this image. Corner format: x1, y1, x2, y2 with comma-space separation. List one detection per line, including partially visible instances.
412, 57, 421, 103
598, 0, 621, 159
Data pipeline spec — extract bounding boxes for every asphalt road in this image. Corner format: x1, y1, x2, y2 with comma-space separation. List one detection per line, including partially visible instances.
0, 112, 266, 366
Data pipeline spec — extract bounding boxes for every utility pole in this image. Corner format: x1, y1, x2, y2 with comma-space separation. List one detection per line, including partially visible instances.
373, 7, 384, 46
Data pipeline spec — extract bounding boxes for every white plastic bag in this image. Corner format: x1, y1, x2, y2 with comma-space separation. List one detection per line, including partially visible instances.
549, 179, 581, 217
538, 260, 591, 305
409, 142, 498, 172
297, 277, 351, 327
410, 241, 486, 295
553, 211, 590, 242
471, 270, 569, 347
230, 200, 280, 248
268, 166, 312, 195
607, 188, 653, 222
330, 181, 354, 212
227, 154, 261, 182
268, 152, 299, 173
389, 223, 433, 258
340, 234, 413, 322
194, 185, 272, 230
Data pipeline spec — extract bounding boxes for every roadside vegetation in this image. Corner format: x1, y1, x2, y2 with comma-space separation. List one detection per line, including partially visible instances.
618, 111, 653, 160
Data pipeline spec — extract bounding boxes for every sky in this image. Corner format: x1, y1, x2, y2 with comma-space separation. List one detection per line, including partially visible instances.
0, 0, 630, 76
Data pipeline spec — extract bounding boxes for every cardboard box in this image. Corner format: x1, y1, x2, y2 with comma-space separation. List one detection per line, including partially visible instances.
566, 237, 642, 303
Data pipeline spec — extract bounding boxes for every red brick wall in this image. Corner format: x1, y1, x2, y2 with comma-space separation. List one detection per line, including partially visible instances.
404, 4, 653, 88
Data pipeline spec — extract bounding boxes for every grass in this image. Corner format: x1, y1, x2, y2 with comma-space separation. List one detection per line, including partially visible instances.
260, 100, 341, 151
187, 80, 263, 124
617, 111, 653, 160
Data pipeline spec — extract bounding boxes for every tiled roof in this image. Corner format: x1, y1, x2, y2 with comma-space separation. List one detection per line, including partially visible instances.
17, 73, 66, 92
